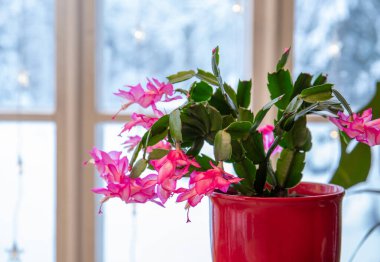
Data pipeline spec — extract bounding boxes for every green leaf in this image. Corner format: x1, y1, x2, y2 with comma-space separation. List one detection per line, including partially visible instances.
315, 100, 343, 115
238, 107, 254, 122
209, 88, 234, 115
223, 83, 237, 108
167, 70, 195, 84
276, 47, 291, 71
251, 95, 284, 131
130, 141, 143, 167
267, 69, 293, 110
181, 110, 207, 137
292, 73, 312, 98
187, 104, 210, 133
212, 46, 220, 65
148, 149, 169, 160
195, 69, 219, 86
230, 140, 245, 162
180, 104, 211, 141
300, 84, 333, 103
281, 116, 312, 151
225, 121, 252, 139
207, 105, 223, 132
284, 96, 303, 115
313, 73, 327, 86
237, 80, 252, 108
195, 154, 217, 170
222, 115, 235, 128
243, 131, 266, 164
294, 103, 319, 121
189, 81, 213, 102
187, 137, 204, 156
169, 109, 182, 143
214, 130, 232, 161
275, 149, 305, 188
330, 141, 371, 188
130, 159, 148, 178
212, 47, 220, 76
143, 115, 169, 146
332, 89, 353, 115
233, 157, 256, 186
209, 48, 237, 113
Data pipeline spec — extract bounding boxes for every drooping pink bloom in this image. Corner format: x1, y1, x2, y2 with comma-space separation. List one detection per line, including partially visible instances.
329, 108, 380, 146
89, 147, 128, 181
113, 78, 182, 118
118, 113, 158, 136
123, 135, 142, 152
258, 125, 282, 154
88, 148, 161, 211
329, 109, 372, 138
150, 148, 200, 204
176, 162, 242, 207
147, 140, 172, 153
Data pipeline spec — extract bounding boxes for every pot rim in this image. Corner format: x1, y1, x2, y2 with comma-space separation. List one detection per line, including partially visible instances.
210, 181, 345, 202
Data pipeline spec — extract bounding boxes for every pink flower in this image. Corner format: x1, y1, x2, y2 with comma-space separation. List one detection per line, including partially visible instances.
89, 147, 128, 181
118, 113, 158, 136
329, 108, 380, 146
88, 148, 161, 211
123, 135, 142, 152
147, 140, 172, 153
150, 149, 200, 204
113, 78, 182, 118
176, 162, 242, 207
258, 125, 282, 154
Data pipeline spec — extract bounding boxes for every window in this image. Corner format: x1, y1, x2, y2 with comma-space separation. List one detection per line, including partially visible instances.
294, 0, 380, 261
0, 0, 56, 261
97, 1, 252, 261
5, 0, 377, 261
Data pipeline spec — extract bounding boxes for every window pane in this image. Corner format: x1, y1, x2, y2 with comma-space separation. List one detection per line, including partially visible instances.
294, 1, 380, 261
97, 123, 211, 262
294, 0, 380, 110
0, 122, 56, 262
303, 123, 340, 182
98, 0, 251, 113
0, 0, 55, 113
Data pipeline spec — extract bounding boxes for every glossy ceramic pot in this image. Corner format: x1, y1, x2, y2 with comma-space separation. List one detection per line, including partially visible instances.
210, 182, 345, 262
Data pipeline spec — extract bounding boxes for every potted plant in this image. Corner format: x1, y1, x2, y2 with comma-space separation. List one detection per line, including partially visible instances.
87, 47, 379, 262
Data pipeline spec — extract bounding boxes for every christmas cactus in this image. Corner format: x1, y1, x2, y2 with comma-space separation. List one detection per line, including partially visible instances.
87, 47, 380, 215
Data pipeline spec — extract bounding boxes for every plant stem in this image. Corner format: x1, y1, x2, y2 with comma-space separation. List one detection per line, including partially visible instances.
264, 136, 282, 188
266, 136, 281, 161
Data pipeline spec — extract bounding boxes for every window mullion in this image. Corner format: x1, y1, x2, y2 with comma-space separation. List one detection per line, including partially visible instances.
56, 0, 83, 261
79, 0, 99, 262
252, 0, 294, 120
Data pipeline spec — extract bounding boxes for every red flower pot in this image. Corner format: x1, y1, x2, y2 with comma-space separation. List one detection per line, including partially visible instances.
210, 182, 345, 262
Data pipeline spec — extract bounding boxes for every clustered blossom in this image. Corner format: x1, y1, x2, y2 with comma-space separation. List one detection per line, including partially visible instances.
88, 147, 243, 215
176, 162, 242, 207
113, 78, 181, 118
258, 125, 282, 154
88, 148, 161, 212
150, 148, 200, 204
329, 108, 380, 146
